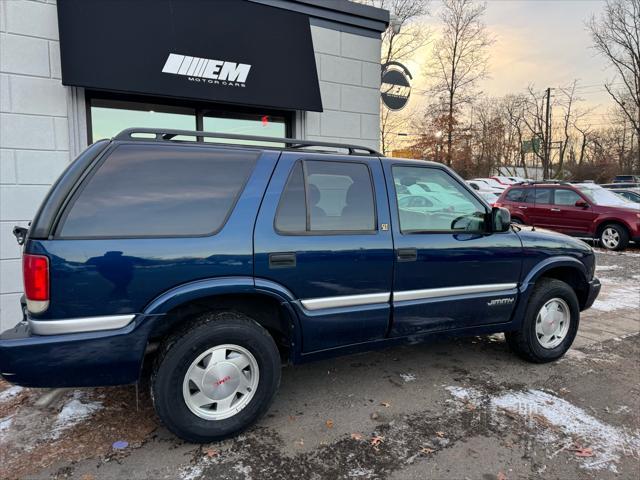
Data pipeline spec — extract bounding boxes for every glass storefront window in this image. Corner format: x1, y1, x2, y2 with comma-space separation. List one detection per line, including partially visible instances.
87, 94, 290, 146
203, 112, 286, 146
90, 100, 196, 141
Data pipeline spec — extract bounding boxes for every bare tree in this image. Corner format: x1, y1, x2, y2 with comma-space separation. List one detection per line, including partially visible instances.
359, 0, 430, 154
588, 0, 640, 161
428, 0, 493, 166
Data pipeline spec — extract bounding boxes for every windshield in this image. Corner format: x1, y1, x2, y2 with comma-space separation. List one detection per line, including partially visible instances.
577, 185, 637, 207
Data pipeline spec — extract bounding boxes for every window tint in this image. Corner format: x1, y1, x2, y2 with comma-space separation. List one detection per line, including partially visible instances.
554, 189, 582, 206
275, 160, 375, 233
533, 188, 553, 204
505, 188, 527, 202
59, 144, 257, 237
392, 166, 486, 233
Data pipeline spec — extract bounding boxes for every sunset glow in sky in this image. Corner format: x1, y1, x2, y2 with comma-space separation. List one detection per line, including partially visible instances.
406, 0, 615, 128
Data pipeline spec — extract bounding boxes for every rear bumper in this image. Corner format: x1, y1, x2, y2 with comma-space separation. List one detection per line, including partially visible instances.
582, 277, 601, 311
0, 314, 161, 388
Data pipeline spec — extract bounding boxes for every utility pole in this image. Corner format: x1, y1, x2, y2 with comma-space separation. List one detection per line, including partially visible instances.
544, 87, 552, 179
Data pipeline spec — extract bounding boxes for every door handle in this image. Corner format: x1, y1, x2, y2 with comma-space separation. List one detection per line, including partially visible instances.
519, 206, 527, 209
269, 252, 296, 268
397, 248, 417, 262
550, 208, 561, 212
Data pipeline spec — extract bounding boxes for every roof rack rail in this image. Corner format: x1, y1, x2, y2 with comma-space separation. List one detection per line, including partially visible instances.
520, 180, 572, 186
114, 128, 381, 156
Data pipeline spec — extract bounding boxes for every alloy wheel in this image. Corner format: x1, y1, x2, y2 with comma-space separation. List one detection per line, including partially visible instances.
182, 344, 259, 420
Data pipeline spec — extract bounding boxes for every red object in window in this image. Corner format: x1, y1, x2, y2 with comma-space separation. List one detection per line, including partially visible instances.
261, 115, 269, 126
23, 254, 49, 302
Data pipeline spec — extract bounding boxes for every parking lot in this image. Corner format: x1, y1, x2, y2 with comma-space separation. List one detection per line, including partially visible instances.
0, 246, 638, 480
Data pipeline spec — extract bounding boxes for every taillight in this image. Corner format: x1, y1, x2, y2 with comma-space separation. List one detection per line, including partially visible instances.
23, 254, 49, 314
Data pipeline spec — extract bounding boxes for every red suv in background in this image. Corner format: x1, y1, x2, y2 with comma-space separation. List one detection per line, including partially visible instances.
496, 182, 640, 251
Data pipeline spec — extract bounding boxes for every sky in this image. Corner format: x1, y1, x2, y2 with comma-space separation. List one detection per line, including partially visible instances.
403, 0, 616, 129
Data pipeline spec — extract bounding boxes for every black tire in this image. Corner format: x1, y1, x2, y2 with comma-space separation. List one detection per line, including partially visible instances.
511, 217, 525, 225
598, 223, 629, 251
505, 278, 579, 363
151, 311, 281, 443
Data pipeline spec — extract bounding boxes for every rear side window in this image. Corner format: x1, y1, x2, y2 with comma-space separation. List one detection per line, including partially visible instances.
533, 188, 553, 204
505, 188, 527, 202
58, 144, 258, 237
275, 160, 376, 233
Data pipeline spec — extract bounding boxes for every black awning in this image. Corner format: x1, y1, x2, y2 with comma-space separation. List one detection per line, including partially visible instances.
57, 0, 323, 112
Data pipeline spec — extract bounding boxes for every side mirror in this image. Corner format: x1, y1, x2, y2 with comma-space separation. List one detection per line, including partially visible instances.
492, 207, 511, 232
575, 200, 589, 208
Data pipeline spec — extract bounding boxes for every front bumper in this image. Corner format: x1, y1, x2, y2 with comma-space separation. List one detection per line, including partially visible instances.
582, 277, 601, 311
0, 314, 160, 388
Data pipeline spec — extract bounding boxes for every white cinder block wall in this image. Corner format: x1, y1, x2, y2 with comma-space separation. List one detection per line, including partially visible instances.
307, 25, 381, 151
0, 4, 383, 331
1, 0, 72, 331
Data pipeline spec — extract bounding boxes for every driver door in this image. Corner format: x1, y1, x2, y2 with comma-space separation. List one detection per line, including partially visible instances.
384, 162, 523, 336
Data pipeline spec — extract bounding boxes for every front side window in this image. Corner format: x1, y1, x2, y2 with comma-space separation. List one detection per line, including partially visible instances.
59, 144, 258, 237
275, 160, 376, 233
554, 189, 582, 206
392, 166, 486, 233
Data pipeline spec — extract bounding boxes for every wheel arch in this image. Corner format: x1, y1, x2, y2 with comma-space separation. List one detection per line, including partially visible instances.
143, 277, 301, 362
594, 219, 631, 238
521, 257, 590, 309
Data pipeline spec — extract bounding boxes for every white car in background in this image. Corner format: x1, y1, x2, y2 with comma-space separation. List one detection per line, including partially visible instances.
469, 178, 506, 193
492, 176, 519, 185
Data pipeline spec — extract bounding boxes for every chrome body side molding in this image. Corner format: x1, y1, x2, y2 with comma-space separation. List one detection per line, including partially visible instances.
393, 283, 518, 302
301, 292, 391, 311
29, 314, 136, 335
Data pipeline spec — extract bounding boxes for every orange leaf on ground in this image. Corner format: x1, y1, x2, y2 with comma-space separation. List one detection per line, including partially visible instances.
351, 433, 364, 441
325, 419, 334, 428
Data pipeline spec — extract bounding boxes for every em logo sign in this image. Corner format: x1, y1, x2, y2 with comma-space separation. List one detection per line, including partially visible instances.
162, 53, 251, 87
381, 62, 412, 111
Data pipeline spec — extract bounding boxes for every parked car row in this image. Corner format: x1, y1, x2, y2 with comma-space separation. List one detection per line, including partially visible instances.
494, 181, 640, 251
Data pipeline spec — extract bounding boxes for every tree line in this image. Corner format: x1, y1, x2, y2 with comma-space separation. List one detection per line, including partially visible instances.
363, 0, 640, 182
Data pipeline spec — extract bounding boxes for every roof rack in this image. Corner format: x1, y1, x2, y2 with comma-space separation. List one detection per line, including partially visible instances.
114, 128, 381, 156
520, 180, 572, 186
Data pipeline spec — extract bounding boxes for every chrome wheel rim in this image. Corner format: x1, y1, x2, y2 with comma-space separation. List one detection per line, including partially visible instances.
601, 228, 620, 249
182, 344, 259, 420
535, 298, 570, 349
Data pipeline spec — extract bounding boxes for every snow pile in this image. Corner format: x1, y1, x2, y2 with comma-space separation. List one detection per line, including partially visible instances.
400, 373, 416, 383
0, 416, 13, 442
49, 391, 103, 440
591, 277, 640, 312
446, 386, 640, 472
0, 386, 24, 402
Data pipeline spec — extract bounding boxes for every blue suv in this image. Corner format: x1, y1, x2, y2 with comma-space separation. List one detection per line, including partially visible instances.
1, 129, 601, 442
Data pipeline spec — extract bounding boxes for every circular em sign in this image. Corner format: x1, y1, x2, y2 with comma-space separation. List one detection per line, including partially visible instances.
381, 62, 412, 111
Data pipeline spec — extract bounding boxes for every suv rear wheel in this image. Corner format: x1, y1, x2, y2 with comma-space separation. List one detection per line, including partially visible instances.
505, 278, 579, 363
151, 311, 281, 443
599, 223, 629, 251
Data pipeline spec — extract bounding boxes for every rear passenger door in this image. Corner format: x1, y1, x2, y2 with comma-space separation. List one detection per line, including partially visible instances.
254, 152, 394, 353
528, 187, 555, 228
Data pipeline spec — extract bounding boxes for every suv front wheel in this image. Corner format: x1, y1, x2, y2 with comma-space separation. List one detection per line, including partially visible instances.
598, 223, 629, 251
151, 311, 281, 443
505, 278, 579, 363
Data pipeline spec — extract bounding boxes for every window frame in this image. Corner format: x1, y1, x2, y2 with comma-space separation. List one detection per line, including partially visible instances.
53, 142, 258, 240
391, 164, 490, 235
274, 159, 379, 236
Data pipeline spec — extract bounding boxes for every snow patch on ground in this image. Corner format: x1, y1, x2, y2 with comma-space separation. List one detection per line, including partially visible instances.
595, 265, 621, 271
591, 277, 640, 312
0, 386, 24, 402
0, 416, 13, 441
400, 373, 416, 383
446, 386, 640, 472
180, 464, 204, 480
49, 391, 103, 440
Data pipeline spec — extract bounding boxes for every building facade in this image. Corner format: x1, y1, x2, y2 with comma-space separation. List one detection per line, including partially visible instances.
0, 0, 389, 330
